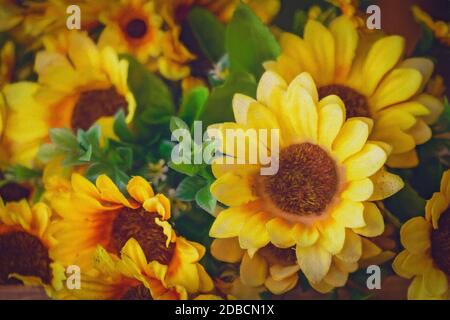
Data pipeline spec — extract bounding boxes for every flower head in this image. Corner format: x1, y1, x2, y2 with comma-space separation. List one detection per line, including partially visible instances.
393, 170, 450, 300
208, 70, 404, 292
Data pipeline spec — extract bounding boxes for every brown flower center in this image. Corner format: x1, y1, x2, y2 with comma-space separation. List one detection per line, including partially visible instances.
0, 183, 30, 202
258, 244, 297, 266
111, 207, 175, 265
431, 207, 450, 276
0, 231, 52, 284
262, 143, 338, 217
121, 284, 153, 300
125, 18, 148, 39
318, 84, 370, 118
71, 87, 127, 131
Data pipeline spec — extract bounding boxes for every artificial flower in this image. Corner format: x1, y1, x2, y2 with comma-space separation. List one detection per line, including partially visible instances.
48, 173, 213, 295
265, 16, 444, 168
393, 169, 450, 300
0, 198, 65, 296
0, 31, 136, 166
208, 70, 404, 291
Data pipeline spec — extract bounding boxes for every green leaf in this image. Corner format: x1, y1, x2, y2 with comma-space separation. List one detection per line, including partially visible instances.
170, 116, 190, 133
226, 3, 280, 78
200, 71, 257, 126
168, 161, 200, 177
78, 145, 93, 162
175, 176, 207, 201
49, 128, 78, 151
188, 7, 226, 63
5, 165, 41, 182
195, 184, 217, 214
113, 110, 134, 142
115, 147, 133, 170
37, 143, 64, 162
292, 10, 308, 36
413, 23, 435, 56
384, 182, 427, 222
85, 163, 111, 181
122, 54, 175, 125
179, 86, 209, 125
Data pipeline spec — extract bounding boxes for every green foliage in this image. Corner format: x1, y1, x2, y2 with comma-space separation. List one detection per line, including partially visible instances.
384, 181, 427, 222
413, 23, 435, 56
200, 71, 257, 127
178, 86, 209, 126
188, 8, 226, 63
226, 3, 280, 79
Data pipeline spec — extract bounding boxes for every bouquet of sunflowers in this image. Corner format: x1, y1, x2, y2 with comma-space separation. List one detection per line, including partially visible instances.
0, 0, 449, 301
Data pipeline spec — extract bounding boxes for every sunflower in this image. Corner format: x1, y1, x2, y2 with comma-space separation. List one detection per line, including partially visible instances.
0, 198, 65, 296
0, 31, 136, 167
264, 16, 444, 168
211, 237, 300, 295
393, 170, 450, 300
208, 70, 404, 291
98, 0, 164, 65
48, 173, 213, 295
0, 0, 103, 48
60, 239, 189, 300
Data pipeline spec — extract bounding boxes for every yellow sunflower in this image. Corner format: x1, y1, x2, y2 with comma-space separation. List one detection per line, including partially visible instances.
265, 16, 445, 168
0, 31, 136, 167
98, 0, 164, 64
48, 173, 213, 295
393, 169, 450, 300
208, 70, 404, 292
60, 239, 189, 300
0, 198, 65, 296
0, 0, 102, 47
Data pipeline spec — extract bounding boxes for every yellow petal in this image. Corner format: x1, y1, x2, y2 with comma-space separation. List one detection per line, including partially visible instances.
400, 217, 431, 254
210, 172, 256, 207
344, 144, 387, 181
399, 58, 434, 92
425, 192, 447, 230
304, 20, 335, 85
232, 93, 256, 125
318, 218, 346, 254
120, 238, 148, 271
353, 202, 384, 237
266, 218, 296, 248
370, 68, 422, 112
240, 252, 268, 287
402, 252, 432, 275
360, 238, 382, 260
336, 229, 362, 263
342, 178, 374, 201
323, 263, 348, 287
291, 224, 319, 247
333, 118, 370, 162
386, 149, 419, 168
371, 127, 416, 155
407, 119, 432, 145
256, 71, 287, 112
332, 200, 365, 228
210, 238, 244, 263
407, 276, 428, 300
296, 243, 332, 283
265, 274, 298, 295
392, 250, 414, 279
440, 169, 450, 201
423, 265, 448, 297
283, 79, 318, 142
209, 206, 253, 238
361, 36, 405, 96
269, 264, 301, 281
96, 175, 131, 206
369, 168, 404, 201
329, 16, 358, 83
71, 173, 100, 199
239, 212, 271, 253
288, 72, 318, 102
318, 103, 345, 150
127, 176, 154, 203
416, 93, 444, 125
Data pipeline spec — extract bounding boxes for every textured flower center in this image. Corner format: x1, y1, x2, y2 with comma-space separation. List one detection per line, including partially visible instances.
0, 183, 30, 202
125, 18, 148, 39
318, 84, 370, 118
121, 284, 153, 300
71, 87, 127, 131
0, 231, 52, 284
258, 244, 297, 266
263, 143, 338, 217
111, 207, 175, 265
431, 207, 450, 275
